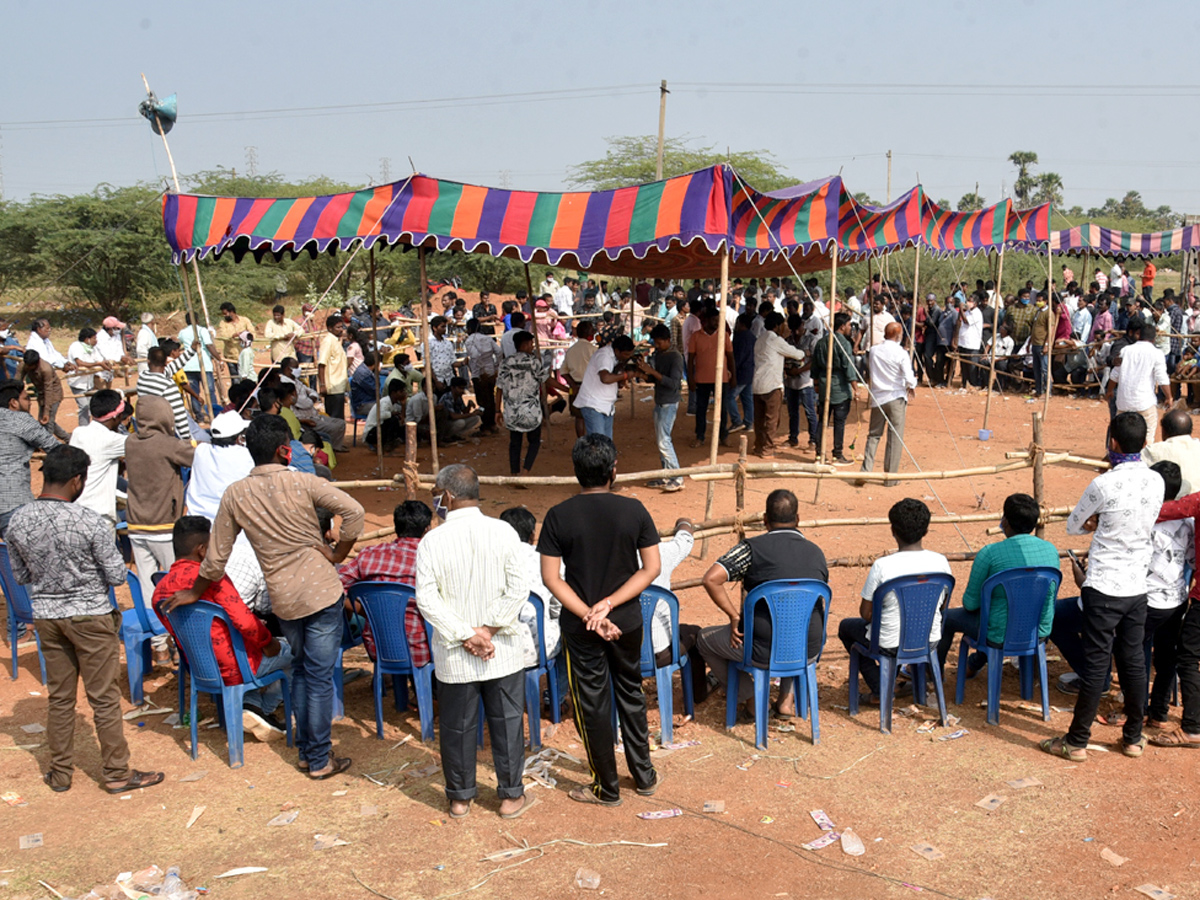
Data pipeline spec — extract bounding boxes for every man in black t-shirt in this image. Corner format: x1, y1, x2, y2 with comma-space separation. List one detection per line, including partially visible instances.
538, 435, 661, 807
696, 489, 829, 720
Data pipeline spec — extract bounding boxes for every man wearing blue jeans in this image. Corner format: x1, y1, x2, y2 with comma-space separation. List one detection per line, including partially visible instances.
163, 414, 365, 780
727, 314, 756, 433
574, 335, 636, 442
635, 325, 685, 492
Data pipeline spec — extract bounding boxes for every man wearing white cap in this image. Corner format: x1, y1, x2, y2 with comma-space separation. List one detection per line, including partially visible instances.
184, 411, 255, 521
136, 313, 158, 375
96, 317, 134, 383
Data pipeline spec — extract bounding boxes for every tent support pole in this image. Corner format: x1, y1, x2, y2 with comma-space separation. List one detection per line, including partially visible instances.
701, 249, 731, 559
369, 248, 385, 477
177, 263, 215, 421
419, 247, 440, 473
814, 246, 839, 505
1042, 240, 1055, 421
909, 248, 921, 368
982, 246, 1006, 432
630, 283, 637, 418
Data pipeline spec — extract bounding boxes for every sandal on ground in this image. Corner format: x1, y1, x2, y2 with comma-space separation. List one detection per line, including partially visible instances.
1149, 728, 1200, 748
499, 794, 540, 819
448, 800, 472, 819
771, 702, 796, 720
103, 769, 164, 794
1039, 736, 1087, 762
567, 786, 622, 807
1146, 718, 1172, 730
1097, 711, 1127, 727
1122, 736, 1148, 758
308, 757, 352, 780
43, 771, 71, 793
636, 771, 664, 797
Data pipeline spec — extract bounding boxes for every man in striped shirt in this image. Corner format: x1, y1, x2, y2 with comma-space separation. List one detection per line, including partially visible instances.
136, 341, 196, 440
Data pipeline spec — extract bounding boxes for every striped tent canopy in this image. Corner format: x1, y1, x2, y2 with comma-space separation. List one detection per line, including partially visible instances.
1049, 223, 1200, 258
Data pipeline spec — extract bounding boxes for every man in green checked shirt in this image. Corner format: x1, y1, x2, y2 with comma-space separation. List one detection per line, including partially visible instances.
935, 492, 1060, 679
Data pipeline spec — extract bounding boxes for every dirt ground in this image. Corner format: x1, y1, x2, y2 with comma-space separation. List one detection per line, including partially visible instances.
2, 368, 1198, 900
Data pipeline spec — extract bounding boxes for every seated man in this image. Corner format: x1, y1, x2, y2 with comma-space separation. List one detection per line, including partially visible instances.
438, 377, 482, 442
337, 500, 433, 666
152, 516, 291, 741
1144, 408, 1200, 495
839, 498, 952, 704
281, 356, 347, 452
936, 493, 1060, 679
697, 490, 828, 719
650, 518, 708, 703
499, 506, 561, 667
350, 351, 380, 418
364, 379, 407, 453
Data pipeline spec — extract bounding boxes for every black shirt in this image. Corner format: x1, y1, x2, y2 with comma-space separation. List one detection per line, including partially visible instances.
537, 492, 660, 635
472, 302, 498, 335
651, 349, 684, 406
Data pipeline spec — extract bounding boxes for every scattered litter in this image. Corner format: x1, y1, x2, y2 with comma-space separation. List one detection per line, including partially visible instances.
945, 714, 961, 726
186, 805, 206, 828
19, 833, 43, 850
29, 691, 40, 696
910, 842, 944, 861
801, 832, 840, 851
840, 827, 865, 856
775, 723, 796, 733
280, 800, 298, 811
1051, 706, 1073, 713
430, 818, 446, 826
810, 809, 836, 832
703, 800, 725, 814
1134, 885, 1176, 900
832, 704, 850, 711
266, 810, 299, 827
178, 770, 207, 783
660, 740, 700, 750
1006, 777, 1043, 789
215, 867, 268, 879
360, 804, 379, 817
736, 755, 760, 771
937, 729, 970, 742
637, 808, 682, 820
19, 723, 45, 734
894, 705, 922, 719
1100, 847, 1129, 867
1, 792, 27, 807
434, 864, 445, 871
119, 793, 133, 800
776, 781, 792, 789
390, 735, 413, 751
312, 833, 351, 850
332, 789, 348, 796
574, 868, 601, 890
916, 721, 937, 734
0, 744, 40, 751
975, 794, 1006, 812
524, 747, 581, 788
759, 816, 775, 824
1084, 744, 1110, 753
122, 706, 174, 721
409, 763, 441, 779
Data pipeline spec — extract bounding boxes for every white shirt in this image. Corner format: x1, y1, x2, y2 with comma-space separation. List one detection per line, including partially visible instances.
69, 422, 127, 523
500, 328, 520, 359
553, 285, 575, 318
516, 543, 560, 667
414, 506, 529, 684
1147, 519, 1194, 610
1143, 435, 1200, 496
1111, 264, 1123, 288
540, 278, 560, 299
184, 443, 254, 521
67, 341, 102, 391
751, 330, 806, 395
649, 530, 694, 655
867, 310, 895, 348
860, 549, 951, 649
987, 334, 1015, 360
867, 338, 917, 406
1110, 341, 1169, 412
26, 332, 66, 369
405, 391, 429, 424
226, 533, 270, 615
574, 345, 620, 416
1067, 460, 1164, 597
958, 307, 984, 351
136, 325, 158, 374
364, 395, 401, 429
464, 332, 500, 379
95, 329, 126, 364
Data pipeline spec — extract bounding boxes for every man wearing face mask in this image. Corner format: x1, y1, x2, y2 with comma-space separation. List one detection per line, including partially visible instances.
1004, 288, 1036, 351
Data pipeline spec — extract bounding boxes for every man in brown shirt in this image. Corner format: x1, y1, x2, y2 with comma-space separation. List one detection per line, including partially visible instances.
20, 349, 68, 440
162, 414, 365, 779
216, 302, 256, 379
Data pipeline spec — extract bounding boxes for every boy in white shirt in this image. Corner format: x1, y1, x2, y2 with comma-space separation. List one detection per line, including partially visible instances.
839, 498, 952, 703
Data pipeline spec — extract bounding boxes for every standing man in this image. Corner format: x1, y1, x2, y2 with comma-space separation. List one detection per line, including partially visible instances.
471, 291, 500, 336
0, 380, 59, 537
135, 313, 158, 375
573, 334, 635, 440
958, 294, 984, 388
811, 312, 864, 465
751, 312, 806, 458
264, 305, 305, 363
464, 318, 500, 434
561, 320, 597, 439
1108, 322, 1170, 446
1142, 260, 1157, 303
162, 415, 365, 780
496, 331, 552, 477
26, 318, 69, 372
688, 306, 735, 449
1143, 408, 1200, 495
7, 445, 164, 794
69, 389, 128, 525
96, 317, 134, 381
19, 350, 69, 441
317, 314, 349, 422
427, 316, 458, 390
857, 322, 916, 486
178, 313, 218, 420
539, 435, 662, 806
415, 465, 533, 819
216, 303, 255, 378
634, 323, 685, 492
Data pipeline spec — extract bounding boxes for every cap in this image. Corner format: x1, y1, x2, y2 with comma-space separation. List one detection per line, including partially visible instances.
238, 330, 255, 343
140, 312, 155, 324
302, 303, 315, 312
211, 410, 251, 439
926, 292, 937, 301
102, 316, 126, 329
535, 298, 549, 309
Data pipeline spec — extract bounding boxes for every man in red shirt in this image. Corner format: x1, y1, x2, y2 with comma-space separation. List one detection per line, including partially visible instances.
687, 305, 736, 448
338, 500, 434, 665
153, 517, 291, 742
1142, 262, 1157, 303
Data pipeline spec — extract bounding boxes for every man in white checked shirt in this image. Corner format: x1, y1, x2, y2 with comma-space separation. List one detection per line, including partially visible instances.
415, 465, 535, 820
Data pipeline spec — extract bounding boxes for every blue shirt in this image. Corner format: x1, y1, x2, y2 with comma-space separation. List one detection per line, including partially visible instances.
732, 329, 756, 385
350, 364, 378, 411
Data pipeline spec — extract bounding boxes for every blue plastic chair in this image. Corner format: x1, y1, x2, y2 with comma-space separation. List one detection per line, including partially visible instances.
849, 573, 954, 734
639, 587, 696, 745
954, 566, 1061, 725
122, 570, 168, 705
524, 593, 564, 751
333, 612, 365, 720
724, 579, 830, 749
0, 544, 46, 684
165, 599, 292, 768
348, 582, 435, 741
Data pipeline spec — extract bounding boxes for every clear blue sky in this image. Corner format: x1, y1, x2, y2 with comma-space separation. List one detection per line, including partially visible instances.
3, 0, 1199, 217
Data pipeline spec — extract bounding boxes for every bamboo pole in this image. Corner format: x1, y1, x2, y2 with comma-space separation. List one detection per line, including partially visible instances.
1042, 240, 1055, 419
982, 245, 1006, 431
702, 248, 731, 557
909, 247, 921, 367
418, 247, 440, 472
692, 457, 1038, 482
369, 248, 385, 477
815, 246, 839, 504
176, 264, 216, 421
404, 421, 419, 499
629, 281, 638, 418
1032, 411, 1046, 538
734, 434, 747, 541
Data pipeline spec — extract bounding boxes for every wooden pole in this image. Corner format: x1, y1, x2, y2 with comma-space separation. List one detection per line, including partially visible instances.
629, 283, 638, 418
815, 246, 839, 505
1032, 411, 1046, 538
735, 434, 748, 542
909, 247, 921, 367
701, 248, 731, 558
655, 80, 668, 181
404, 421, 419, 499
982, 245, 1006, 431
1042, 241, 1055, 420
177, 264, 215, 421
418, 247, 440, 472
368, 249, 385, 476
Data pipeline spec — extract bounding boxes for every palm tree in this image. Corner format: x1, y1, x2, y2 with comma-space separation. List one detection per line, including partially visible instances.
1009, 151, 1039, 204
1032, 172, 1064, 207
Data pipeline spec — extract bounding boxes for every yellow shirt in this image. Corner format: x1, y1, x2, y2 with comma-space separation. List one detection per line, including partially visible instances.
215, 315, 255, 362
317, 331, 349, 394
264, 318, 305, 361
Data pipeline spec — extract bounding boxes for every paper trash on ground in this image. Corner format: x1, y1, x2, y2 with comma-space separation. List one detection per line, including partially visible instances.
1100, 847, 1129, 867
1133, 886, 1176, 900
975, 794, 1006, 812
215, 867, 268, 878
1005, 777, 1043, 789
266, 810, 299, 826
186, 806, 206, 829
911, 842, 945, 860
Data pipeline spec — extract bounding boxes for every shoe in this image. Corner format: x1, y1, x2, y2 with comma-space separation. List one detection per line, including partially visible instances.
645, 479, 668, 487
661, 482, 684, 493
1056, 673, 1081, 695
832, 455, 854, 466
243, 708, 286, 743
728, 423, 747, 433
786, 438, 800, 447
